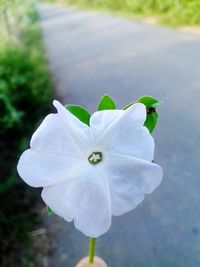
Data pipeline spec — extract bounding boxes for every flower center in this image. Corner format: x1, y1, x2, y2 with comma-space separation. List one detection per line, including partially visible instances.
88, 152, 103, 165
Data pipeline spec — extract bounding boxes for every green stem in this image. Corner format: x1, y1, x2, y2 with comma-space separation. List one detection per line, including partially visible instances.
88, 237, 96, 264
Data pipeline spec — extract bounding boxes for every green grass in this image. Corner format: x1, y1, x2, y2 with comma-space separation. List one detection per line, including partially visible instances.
0, 1, 53, 266
53, 0, 200, 26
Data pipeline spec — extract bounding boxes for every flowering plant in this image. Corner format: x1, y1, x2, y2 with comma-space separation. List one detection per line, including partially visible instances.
17, 95, 162, 265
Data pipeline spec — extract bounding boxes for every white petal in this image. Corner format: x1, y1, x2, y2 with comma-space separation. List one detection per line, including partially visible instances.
90, 103, 153, 161
31, 114, 82, 155
107, 155, 163, 216
90, 103, 145, 140
31, 101, 91, 155
42, 178, 87, 221
108, 125, 155, 161
89, 109, 124, 142
53, 100, 88, 132
53, 100, 91, 149
42, 166, 112, 237
17, 149, 86, 187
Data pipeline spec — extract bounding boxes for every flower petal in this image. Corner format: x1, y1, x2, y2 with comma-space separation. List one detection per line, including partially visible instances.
90, 103, 145, 139
53, 100, 89, 132
108, 124, 154, 161
42, 178, 86, 222
53, 100, 91, 149
90, 103, 153, 161
31, 114, 82, 155
31, 101, 91, 155
42, 166, 112, 237
74, 167, 111, 237
89, 109, 124, 142
107, 155, 163, 216
17, 149, 86, 187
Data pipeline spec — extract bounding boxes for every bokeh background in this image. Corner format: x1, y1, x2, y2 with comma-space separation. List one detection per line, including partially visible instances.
1, 1, 200, 266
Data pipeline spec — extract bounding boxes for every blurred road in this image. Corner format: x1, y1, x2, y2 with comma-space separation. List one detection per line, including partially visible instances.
38, 4, 200, 267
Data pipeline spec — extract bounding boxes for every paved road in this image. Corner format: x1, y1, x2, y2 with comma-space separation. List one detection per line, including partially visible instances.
38, 4, 200, 267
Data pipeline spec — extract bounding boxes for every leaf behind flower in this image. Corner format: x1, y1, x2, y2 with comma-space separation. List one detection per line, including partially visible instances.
123, 95, 161, 133
65, 105, 91, 125
98, 95, 116, 111
144, 111, 158, 133
138, 96, 161, 108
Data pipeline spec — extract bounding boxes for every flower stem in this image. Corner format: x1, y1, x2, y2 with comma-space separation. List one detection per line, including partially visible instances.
88, 237, 96, 264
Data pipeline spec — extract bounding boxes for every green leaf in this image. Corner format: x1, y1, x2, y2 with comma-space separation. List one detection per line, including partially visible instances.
123, 96, 161, 110
123, 96, 161, 133
138, 96, 161, 133
123, 101, 135, 110
65, 105, 91, 126
138, 96, 161, 108
98, 95, 116, 111
144, 112, 158, 133
47, 206, 53, 216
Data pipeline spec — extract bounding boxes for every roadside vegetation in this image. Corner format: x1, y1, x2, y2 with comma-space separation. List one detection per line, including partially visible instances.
53, 0, 200, 26
0, 0, 53, 266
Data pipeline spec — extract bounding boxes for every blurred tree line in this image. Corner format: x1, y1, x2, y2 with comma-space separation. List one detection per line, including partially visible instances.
61, 0, 200, 25
0, 0, 53, 266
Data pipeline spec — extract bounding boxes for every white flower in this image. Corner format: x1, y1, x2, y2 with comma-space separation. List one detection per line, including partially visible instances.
17, 100, 163, 238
